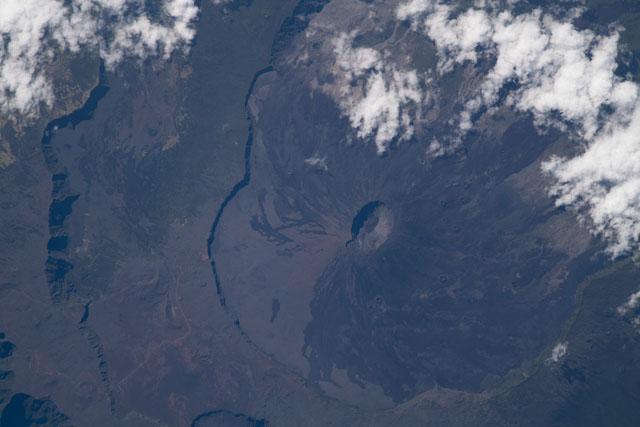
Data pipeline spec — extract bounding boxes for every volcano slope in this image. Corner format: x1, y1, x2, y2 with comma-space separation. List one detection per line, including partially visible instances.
212, 0, 613, 406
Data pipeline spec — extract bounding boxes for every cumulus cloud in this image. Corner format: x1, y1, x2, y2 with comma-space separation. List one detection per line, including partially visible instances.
617, 289, 640, 316
330, 33, 423, 154
304, 155, 328, 171
398, 0, 637, 138
549, 341, 568, 362
543, 106, 640, 256
617, 289, 640, 331
397, 0, 640, 256
400, 1, 493, 74
0, 0, 198, 117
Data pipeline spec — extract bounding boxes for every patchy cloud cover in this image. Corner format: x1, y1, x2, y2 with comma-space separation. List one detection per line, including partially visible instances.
0, 0, 198, 117
330, 32, 424, 154
398, 0, 637, 137
397, 0, 640, 256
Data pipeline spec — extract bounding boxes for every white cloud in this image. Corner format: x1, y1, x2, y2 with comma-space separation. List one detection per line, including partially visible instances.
618, 289, 640, 332
396, 0, 431, 20
0, 0, 198, 117
398, 1, 637, 139
304, 155, 328, 171
397, 0, 640, 256
330, 32, 423, 154
398, 0, 490, 74
549, 341, 568, 362
617, 289, 640, 316
543, 105, 640, 256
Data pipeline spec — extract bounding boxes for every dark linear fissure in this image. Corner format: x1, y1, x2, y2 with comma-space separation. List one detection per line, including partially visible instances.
42, 63, 110, 302
206, 65, 273, 307
39, 62, 116, 415
205, 0, 333, 312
